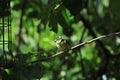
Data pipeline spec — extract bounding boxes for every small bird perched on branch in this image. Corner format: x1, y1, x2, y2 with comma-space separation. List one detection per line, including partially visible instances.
54, 36, 70, 52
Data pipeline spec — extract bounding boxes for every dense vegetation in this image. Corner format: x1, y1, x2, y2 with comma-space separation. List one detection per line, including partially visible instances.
0, 0, 120, 80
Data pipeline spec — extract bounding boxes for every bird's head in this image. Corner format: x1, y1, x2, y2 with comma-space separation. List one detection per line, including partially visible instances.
54, 36, 63, 44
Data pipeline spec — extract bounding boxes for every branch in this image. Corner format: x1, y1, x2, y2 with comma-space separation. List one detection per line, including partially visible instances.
80, 15, 110, 56
71, 32, 120, 49
30, 32, 120, 64
79, 15, 112, 78
16, 0, 27, 53
31, 51, 64, 63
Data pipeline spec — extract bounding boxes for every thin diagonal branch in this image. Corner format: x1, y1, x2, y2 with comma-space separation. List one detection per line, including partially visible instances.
77, 28, 87, 79
16, 0, 27, 53
79, 15, 112, 78
71, 32, 120, 49
30, 32, 120, 64
30, 51, 64, 64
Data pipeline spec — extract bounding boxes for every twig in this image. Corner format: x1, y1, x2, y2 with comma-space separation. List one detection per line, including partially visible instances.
76, 28, 87, 79
31, 32, 120, 63
16, 0, 27, 52
31, 51, 64, 63
71, 32, 120, 49
80, 15, 112, 78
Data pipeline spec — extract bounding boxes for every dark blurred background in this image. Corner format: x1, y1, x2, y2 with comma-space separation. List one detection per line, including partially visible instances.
0, 0, 120, 80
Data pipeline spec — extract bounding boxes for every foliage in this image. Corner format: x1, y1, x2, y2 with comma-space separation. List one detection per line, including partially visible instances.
0, 0, 120, 80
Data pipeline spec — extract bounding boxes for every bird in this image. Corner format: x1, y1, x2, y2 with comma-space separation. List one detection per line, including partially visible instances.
54, 36, 70, 52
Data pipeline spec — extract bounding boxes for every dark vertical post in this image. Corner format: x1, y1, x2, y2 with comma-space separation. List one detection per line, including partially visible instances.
2, 2, 7, 65
0, 0, 12, 67
8, 0, 13, 60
